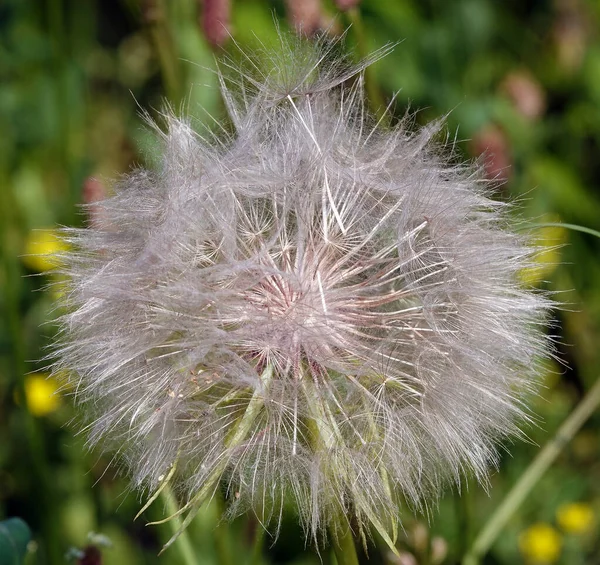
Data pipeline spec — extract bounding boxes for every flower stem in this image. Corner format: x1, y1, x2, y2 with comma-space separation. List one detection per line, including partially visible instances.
213, 493, 234, 565
161, 485, 198, 565
141, 0, 182, 104
155, 365, 274, 553
523, 222, 600, 239
248, 522, 266, 565
331, 522, 360, 565
463, 375, 600, 565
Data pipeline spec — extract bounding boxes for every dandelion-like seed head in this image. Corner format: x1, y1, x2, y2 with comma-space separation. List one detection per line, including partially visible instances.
54, 33, 552, 548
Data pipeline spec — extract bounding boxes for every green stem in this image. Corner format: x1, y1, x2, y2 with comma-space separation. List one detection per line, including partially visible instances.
522, 222, 600, 239
456, 481, 471, 559
248, 522, 265, 565
298, 378, 358, 565
463, 376, 600, 565
332, 522, 360, 565
213, 494, 234, 565
141, 0, 182, 104
157, 365, 273, 553
161, 485, 198, 565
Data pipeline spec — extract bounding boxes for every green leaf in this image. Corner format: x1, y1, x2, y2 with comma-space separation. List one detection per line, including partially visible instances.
0, 518, 31, 565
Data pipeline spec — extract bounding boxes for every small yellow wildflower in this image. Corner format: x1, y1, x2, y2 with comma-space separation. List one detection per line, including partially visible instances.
22, 229, 68, 272
520, 221, 566, 286
24, 373, 61, 417
519, 523, 562, 564
556, 502, 594, 535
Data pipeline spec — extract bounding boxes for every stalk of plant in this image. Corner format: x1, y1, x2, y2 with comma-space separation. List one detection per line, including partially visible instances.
52, 32, 552, 555
464, 373, 600, 565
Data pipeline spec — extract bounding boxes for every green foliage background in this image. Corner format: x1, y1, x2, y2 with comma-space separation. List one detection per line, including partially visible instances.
1, 1, 600, 564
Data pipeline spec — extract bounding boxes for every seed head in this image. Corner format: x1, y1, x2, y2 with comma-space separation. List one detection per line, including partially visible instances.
54, 34, 551, 548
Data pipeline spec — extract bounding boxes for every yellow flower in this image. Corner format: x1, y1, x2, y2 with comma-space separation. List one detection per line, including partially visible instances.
24, 373, 61, 417
22, 229, 68, 272
519, 220, 566, 286
519, 523, 562, 564
556, 502, 594, 535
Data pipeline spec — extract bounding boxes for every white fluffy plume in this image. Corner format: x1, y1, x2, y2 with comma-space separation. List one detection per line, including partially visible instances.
53, 33, 551, 548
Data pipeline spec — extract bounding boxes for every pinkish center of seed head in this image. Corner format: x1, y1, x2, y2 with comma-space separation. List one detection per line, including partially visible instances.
245, 268, 338, 362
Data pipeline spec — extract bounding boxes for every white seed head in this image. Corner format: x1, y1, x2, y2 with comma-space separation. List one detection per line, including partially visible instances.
53, 34, 552, 545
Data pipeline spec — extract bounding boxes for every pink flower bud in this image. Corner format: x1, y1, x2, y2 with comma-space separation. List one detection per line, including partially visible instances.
285, 0, 324, 36
334, 0, 361, 11
501, 71, 546, 121
201, 0, 230, 47
470, 125, 512, 182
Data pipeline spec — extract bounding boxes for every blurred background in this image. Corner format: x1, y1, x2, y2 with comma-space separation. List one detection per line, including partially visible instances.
1, 0, 600, 563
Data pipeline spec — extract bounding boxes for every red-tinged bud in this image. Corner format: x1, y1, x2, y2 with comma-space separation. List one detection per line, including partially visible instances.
201, 0, 231, 47
470, 125, 512, 182
285, 0, 324, 36
334, 0, 361, 10
82, 177, 107, 228
501, 71, 546, 121
77, 546, 102, 565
